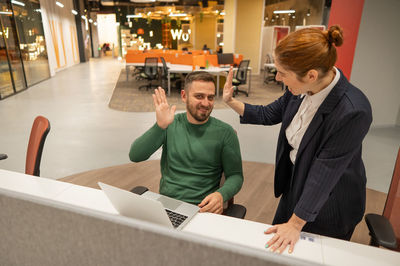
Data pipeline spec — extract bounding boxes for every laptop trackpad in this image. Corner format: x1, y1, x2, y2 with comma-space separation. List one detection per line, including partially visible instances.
157, 196, 182, 210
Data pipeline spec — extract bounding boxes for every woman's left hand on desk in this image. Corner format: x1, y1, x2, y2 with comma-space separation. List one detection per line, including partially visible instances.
264, 214, 306, 254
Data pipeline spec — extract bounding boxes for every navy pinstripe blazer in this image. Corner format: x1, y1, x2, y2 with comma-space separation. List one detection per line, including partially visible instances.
240, 69, 372, 237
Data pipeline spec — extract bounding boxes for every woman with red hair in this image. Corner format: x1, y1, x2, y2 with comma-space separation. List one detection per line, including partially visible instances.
223, 25, 372, 254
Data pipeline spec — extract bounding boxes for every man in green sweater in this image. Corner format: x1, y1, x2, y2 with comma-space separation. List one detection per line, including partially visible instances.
129, 71, 243, 214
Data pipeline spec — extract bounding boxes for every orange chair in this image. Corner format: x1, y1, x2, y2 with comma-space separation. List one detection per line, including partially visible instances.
365, 147, 400, 251
0, 116, 50, 176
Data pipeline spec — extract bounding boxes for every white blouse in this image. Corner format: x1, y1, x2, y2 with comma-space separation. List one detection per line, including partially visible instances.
286, 67, 340, 164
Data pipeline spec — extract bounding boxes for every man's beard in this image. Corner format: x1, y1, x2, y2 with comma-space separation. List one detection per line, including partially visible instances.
186, 101, 213, 122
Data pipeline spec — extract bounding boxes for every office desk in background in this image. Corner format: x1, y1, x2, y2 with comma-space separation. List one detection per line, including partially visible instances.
125, 63, 251, 97
0, 168, 399, 265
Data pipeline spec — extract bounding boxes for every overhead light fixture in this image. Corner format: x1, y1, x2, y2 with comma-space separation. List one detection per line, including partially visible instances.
94, 22, 97, 26
220, 12, 225, 15
126, 14, 142, 18
169, 13, 187, 17
273, 10, 295, 14
81, 15, 86, 20
55, 1, 64, 8
35, 9, 42, 12
71, 10, 78, 15
89, 19, 93, 23
0, 11, 13, 15
130, 0, 155, 2
11, 0, 25, 6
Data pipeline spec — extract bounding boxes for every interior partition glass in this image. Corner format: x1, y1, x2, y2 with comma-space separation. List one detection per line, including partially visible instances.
0, 21, 14, 98
13, 0, 50, 86
0, 0, 26, 96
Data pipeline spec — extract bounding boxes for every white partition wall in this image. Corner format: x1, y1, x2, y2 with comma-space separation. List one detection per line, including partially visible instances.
351, 0, 400, 127
40, 0, 80, 76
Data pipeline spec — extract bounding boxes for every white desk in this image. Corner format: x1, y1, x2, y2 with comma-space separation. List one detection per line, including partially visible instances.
1, 169, 399, 266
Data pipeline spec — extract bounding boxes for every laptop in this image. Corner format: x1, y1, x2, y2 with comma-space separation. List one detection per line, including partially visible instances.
98, 182, 199, 230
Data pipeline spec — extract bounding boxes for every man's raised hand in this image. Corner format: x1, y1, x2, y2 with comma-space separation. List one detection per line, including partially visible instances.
153, 87, 176, 129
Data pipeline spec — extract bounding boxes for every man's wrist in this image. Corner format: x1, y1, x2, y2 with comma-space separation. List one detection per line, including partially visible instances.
156, 122, 168, 130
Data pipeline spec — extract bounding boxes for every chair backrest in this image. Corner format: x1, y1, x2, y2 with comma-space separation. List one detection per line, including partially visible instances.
265, 53, 274, 64
235, 60, 250, 83
217, 53, 234, 65
383, 147, 400, 250
25, 116, 50, 176
144, 57, 158, 79
160, 57, 168, 77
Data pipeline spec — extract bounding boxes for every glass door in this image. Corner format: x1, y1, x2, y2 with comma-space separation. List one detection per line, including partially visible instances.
0, 0, 27, 99
0, 16, 14, 99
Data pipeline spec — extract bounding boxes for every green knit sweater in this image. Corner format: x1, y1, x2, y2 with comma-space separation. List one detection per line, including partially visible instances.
129, 112, 243, 204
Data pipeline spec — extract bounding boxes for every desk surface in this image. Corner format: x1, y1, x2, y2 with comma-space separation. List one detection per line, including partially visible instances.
1, 168, 398, 265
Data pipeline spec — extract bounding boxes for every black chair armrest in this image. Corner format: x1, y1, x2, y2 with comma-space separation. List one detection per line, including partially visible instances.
223, 204, 246, 219
365, 213, 398, 249
130, 186, 149, 195
0, 154, 8, 160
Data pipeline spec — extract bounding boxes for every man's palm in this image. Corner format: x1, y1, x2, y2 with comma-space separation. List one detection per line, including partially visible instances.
153, 87, 176, 129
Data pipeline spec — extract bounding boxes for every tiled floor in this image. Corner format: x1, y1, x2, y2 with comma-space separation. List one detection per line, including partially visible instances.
0, 58, 398, 193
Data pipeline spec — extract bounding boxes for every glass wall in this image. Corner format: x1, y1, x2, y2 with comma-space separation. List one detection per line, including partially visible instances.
0, 0, 49, 100
13, 0, 50, 86
0, 0, 26, 98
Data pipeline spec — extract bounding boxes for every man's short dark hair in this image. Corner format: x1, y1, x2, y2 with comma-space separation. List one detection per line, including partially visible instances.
184, 71, 215, 91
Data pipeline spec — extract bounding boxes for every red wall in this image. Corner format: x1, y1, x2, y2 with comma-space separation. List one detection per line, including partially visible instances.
328, 0, 365, 79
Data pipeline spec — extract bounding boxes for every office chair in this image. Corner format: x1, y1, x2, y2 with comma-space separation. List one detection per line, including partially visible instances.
160, 57, 182, 91
0, 116, 50, 177
264, 54, 277, 84
130, 181, 247, 219
232, 60, 250, 97
138, 57, 159, 91
364, 147, 400, 251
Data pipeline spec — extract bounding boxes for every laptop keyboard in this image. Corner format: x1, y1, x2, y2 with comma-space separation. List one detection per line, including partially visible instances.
165, 209, 188, 228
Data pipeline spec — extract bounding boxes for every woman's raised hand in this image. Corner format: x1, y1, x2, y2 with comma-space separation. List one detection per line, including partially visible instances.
223, 67, 234, 103
152, 87, 176, 129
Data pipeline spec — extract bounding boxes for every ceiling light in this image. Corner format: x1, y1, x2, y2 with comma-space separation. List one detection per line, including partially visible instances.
0, 11, 13, 15
126, 14, 142, 18
130, 0, 155, 3
220, 12, 225, 15
72, 10, 78, 15
55, 1, 64, 8
273, 10, 295, 14
11, 0, 25, 6
169, 13, 187, 17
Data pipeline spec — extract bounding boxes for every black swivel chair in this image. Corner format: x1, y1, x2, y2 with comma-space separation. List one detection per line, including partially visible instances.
232, 60, 250, 97
138, 57, 159, 91
364, 147, 400, 251
264, 54, 277, 84
160, 57, 182, 91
